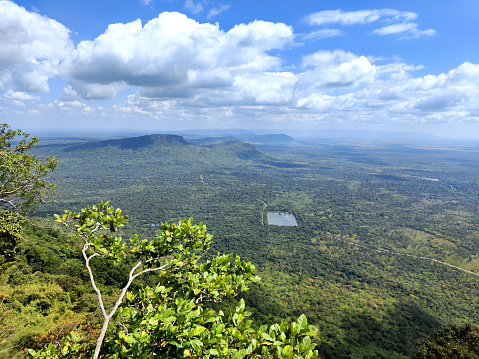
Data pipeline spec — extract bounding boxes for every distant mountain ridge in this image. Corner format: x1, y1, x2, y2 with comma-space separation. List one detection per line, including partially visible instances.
187, 136, 239, 146
66, 134, 188, 151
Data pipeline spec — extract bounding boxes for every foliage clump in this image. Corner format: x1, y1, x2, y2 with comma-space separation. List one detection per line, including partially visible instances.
414, 323, 479, 359
0, 123, 58, 213
0, 210, 24, 258
0, 123, 58, 258
27, 202, 320, 358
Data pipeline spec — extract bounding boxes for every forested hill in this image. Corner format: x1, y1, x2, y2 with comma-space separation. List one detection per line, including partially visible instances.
65, 133, 189, 151
35, 133, 304, 172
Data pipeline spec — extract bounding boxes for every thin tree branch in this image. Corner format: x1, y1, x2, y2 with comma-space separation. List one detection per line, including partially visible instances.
130, 262, 170, 281
91, 259, 170, 359
0, 198, 18, 210
82, 245, 107, 320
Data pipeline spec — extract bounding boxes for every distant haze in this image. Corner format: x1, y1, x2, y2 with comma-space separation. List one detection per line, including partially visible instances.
31, 128, 478, 147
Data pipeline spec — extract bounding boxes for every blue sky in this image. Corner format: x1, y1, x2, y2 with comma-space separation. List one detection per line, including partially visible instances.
2, 0, 479, 138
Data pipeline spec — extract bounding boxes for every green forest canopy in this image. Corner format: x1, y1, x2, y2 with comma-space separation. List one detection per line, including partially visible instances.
2, 128, 479, 358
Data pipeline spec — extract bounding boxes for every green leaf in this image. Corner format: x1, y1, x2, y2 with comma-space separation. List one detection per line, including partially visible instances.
290, 322, 298, 337
27, 349, 36, 356
190, 338, 203, 353
282, 345, 294, 359
236, 298, 246, 313
216, 324, 225, 334
119, 331, 137, 344
189, 326, 206, 338
300, 336, 312, 354
261, 332, 275, 342
231, 349, 247, 359
297, 314, 308, 333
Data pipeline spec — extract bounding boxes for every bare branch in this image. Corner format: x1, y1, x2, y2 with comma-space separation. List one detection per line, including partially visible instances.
0, 198, 18, 210
82, 245, 107, 320
89, 256, 170, 359
131, 262, 170, 281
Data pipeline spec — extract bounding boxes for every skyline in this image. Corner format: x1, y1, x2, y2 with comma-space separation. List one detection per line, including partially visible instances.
2, 0, 479, 139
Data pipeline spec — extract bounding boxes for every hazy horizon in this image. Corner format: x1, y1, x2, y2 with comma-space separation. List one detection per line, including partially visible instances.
24, 127, 479, 147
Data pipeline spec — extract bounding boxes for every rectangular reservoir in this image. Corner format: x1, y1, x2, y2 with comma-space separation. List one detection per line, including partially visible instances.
267, 212, 298, 226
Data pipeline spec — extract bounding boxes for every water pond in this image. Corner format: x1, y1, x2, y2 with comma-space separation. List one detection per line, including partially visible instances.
267, 212, 298, 226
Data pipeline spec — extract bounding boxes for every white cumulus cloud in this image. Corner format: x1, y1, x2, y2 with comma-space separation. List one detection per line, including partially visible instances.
233, 72, 296, 105
302, 49, 359, 68
2, 90, 41, 101
61, 12, 294, 100
0, 0, 72, 94
1, 2, 476, 134
295, 57, 376, 100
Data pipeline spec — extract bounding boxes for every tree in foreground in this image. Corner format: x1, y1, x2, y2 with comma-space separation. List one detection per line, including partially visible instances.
28, 202, 320, 358
414, 323, 479, 359
0, 123, 58, 213
0, 123, 58, 258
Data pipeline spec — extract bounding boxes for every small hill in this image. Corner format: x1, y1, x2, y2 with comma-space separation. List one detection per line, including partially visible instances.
210, 140, 305, 168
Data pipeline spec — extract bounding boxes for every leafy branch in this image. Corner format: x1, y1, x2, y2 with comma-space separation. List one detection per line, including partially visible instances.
29, 201, 319, 358
0, 123, 58, 213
